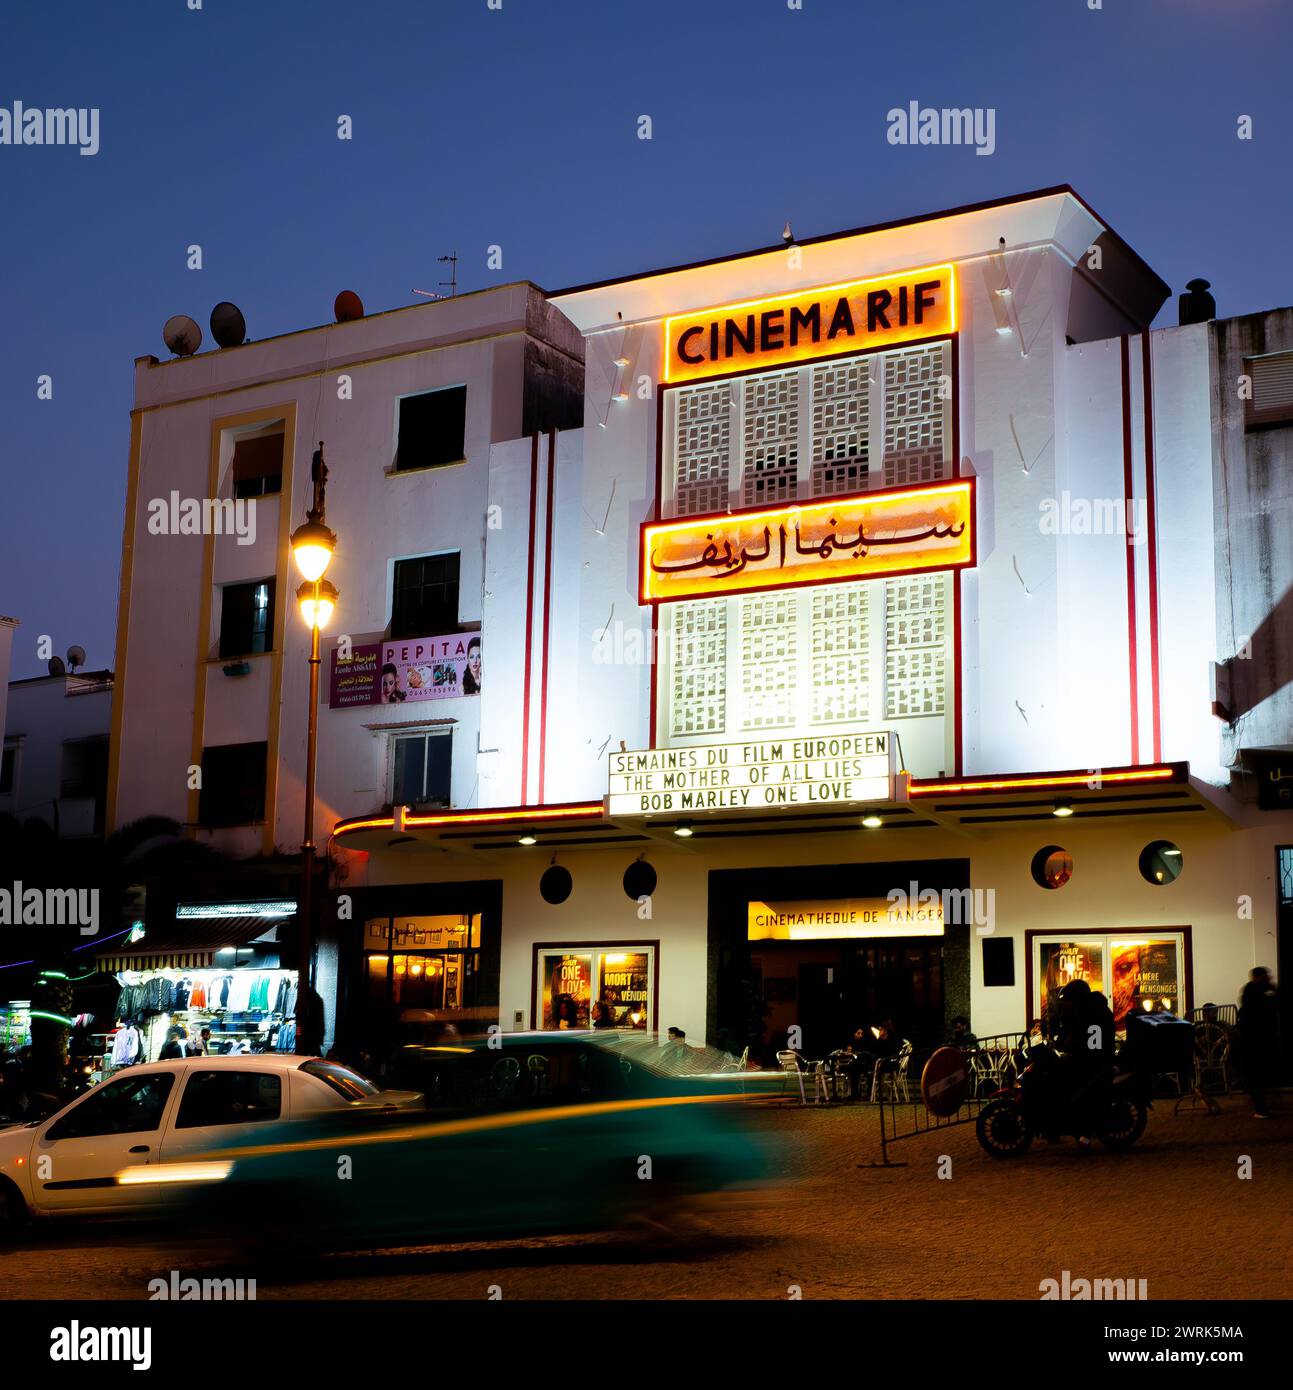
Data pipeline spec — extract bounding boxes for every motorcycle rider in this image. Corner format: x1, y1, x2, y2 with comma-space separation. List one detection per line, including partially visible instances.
1028, 980, 1115, 1143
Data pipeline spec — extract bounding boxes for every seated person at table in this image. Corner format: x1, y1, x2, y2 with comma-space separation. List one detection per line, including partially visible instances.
948, 1015, 978, 1049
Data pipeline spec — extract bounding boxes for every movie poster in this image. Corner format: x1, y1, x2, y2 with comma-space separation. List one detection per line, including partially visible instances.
596, 951, 650, 1030
1038, 940, 1104, 1030
1110, 939, 1180, 1026
542, 953, 592, 1030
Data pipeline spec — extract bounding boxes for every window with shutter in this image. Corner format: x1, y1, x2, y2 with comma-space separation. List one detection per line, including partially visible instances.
1245, 352, 1293, 430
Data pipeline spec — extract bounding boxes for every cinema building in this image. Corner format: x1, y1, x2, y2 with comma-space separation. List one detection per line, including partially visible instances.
110, 186, 1293, 1058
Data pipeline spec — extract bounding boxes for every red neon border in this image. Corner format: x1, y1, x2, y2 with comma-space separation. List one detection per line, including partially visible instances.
1140, 329, 1162, 762
520, 434, 540, 805
908, 762, 1182, 797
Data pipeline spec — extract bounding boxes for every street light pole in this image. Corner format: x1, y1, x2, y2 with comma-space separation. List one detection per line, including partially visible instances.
290, 443, 339, 1057
298, 580, 321, 1051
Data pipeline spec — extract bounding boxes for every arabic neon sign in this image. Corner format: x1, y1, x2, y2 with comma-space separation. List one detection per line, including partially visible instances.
640, 478, 975, 604
664, 263, 956, 384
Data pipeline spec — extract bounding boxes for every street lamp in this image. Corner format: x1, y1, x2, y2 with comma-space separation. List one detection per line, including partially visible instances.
289, 443, 338, 1056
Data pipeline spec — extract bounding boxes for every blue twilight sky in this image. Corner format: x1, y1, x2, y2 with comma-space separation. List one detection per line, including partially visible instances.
1, 0, 1290, 678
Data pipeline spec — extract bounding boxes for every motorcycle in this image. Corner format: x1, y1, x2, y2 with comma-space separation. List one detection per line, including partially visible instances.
975, 1047, 1149, 1158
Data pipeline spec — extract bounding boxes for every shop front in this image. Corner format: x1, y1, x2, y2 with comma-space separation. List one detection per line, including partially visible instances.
337, 879, 502, 1056
96, 900, 299, 1068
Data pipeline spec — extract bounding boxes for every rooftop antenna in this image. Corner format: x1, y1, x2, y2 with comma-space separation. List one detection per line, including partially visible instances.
437, 251, 458, 297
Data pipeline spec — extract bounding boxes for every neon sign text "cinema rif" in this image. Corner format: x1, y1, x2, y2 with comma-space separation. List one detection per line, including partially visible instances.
664, 263, 956, 384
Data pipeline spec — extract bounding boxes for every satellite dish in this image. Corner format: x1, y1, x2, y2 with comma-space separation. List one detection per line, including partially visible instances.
66, 645, 87, 672
163, 314, 202, 357
210, 302, 247, 348
47, 656, 66, 676
334, 290, 364, 323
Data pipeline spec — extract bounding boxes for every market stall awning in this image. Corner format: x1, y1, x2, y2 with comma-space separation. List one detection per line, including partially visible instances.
96, 916, 287, 972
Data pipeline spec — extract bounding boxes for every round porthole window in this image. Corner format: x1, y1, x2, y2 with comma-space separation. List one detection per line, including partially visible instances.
622, 859, 657, 901
1139, 840, 1182, 885
539, 864, 573, 904
1031, 845, 1073, 890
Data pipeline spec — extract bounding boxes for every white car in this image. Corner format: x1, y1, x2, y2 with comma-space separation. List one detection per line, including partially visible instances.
0, 1055, 421, 1234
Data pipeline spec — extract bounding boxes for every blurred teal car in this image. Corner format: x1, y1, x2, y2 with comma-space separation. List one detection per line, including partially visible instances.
164, 1033, 776, 1249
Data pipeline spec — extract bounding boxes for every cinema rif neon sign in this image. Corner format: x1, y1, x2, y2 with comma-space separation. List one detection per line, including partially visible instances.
641, 478, 975, 604
664, 263, 956, 384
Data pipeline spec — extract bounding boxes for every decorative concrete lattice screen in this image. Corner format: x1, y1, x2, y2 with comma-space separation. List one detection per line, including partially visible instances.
883, 343, 949, 486
884, 575, 948, 718
740, 593, 798, 729
674, 381, 732, 516
669, 599, 727, 736
811, 583, 870, 724
810, 359, 870, 496
742, 371, 799, 507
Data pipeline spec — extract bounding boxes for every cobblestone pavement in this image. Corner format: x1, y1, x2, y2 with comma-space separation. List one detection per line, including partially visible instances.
3, 1102, 1289, 1300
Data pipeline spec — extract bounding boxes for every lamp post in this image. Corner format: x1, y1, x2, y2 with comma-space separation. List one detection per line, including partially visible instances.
290, 443, 338, 1056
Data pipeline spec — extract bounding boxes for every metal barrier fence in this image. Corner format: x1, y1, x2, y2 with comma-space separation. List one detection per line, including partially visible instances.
863, 1032, 1028, 1168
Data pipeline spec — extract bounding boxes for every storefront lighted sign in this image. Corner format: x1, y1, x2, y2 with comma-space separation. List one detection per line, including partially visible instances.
642, 479, 973, 604
664, 263, 956, 384
608, 729, 899, 815
748, 898, 944, 941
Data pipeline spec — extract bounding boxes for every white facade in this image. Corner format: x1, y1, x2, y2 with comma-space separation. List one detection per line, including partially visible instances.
111, 188, 1293, 1055
1, 669, 113, 837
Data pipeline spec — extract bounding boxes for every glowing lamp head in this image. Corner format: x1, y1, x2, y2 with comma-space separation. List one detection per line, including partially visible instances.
862, 814, 883, 829
290, 519, 337, 582
673, 820, 694, 839
1052, 798, 1074, 818
297, 578, 339, 629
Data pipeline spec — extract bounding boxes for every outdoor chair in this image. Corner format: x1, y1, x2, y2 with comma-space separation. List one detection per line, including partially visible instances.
776, 1050, 829, 1105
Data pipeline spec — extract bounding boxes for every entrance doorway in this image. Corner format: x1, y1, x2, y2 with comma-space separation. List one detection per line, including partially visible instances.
753, 939, 944, 1057
708, 858, 969, 1062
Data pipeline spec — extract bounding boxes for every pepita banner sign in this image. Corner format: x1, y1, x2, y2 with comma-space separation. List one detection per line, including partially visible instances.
641, 478, 974, 604
748, 897, 944, 941
664, 263, 955, 384
607, 730, 898, 815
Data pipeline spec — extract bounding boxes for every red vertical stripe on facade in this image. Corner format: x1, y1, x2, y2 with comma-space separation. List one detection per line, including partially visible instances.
1140, 329, 1162, 762
520, 433, 539, 805
537, 430, 558, 802
1120, 336, 1140, 765
952, 579, 963, 776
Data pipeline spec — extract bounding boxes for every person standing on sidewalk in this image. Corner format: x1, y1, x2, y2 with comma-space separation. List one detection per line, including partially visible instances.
1238, 967, 1279, 1118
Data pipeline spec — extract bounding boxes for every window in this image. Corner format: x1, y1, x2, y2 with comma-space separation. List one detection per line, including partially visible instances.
60, 736, 108, 799
1244, 352, 1293, 431
218, 579, 275, 658
175, 1070, 281, 1127
198, 741, 268, 827
231, 425, 284, 498
390, 553, 460, 639
300, 1059, 380, 1101
391, 731, 451, 807
535, 945, 656, 1031
0, 744, 16, 796
364, 914, 482, 1011
1031, 932, 1188, 1034
395, 385, 467, 472
47, 1073, 175, 1140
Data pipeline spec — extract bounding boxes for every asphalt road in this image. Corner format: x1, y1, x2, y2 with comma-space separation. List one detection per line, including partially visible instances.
3, 1102, 1289, 1301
